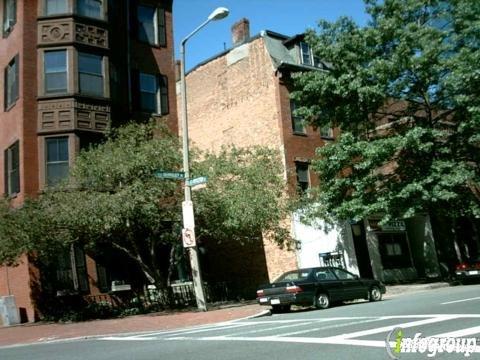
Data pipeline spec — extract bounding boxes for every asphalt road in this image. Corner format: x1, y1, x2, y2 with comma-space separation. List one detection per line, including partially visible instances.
1, 284, 480, 360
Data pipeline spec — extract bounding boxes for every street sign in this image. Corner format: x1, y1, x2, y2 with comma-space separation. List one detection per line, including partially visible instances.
186, 176, 208, 187
191, 183, 207, 191
182, 228, 196, 248
182, 201, 195, 229
154, 171, 185, 180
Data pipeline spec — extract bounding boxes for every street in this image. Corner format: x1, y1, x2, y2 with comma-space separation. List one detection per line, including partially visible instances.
1, 284, 480, 360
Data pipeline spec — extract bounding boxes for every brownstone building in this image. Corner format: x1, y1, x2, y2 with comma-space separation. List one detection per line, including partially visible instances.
180, 19, 442, 293
0, 0, 177, 322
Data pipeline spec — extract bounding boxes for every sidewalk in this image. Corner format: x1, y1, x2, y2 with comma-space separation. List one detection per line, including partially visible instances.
0, 282, 450, 348
384, 281, 450, 298
0, 302, 266, 348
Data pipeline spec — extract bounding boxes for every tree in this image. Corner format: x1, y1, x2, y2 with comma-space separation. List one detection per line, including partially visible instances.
192, 146, 291, 247
292, 0, 480, 227
0, 122, 291, 299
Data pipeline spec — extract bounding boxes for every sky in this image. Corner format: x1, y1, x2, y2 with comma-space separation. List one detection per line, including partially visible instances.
173, 0, 370, 70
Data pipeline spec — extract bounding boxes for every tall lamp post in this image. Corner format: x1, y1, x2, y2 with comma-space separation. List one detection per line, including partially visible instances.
180, 7, 229, 312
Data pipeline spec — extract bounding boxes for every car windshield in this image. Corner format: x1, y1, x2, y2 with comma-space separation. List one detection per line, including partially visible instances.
274, 270, 311, 282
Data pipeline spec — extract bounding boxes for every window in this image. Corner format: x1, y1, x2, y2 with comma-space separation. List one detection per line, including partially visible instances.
332, 268, 357, 280
44, 50, 68, 94
295, 162, 309, 193
290, 101, 305, 134
315, 270, 336, 281
45, 137, 69, 186
300, 42, 312, 66
77, 0, 102, 19
3, 0, 16, 36
4, 56, 19, 110
299, 41, 321, 67
139, 72, 168, 114
45, 0, 68, 15
320, 125, 334, 139
78, 52, 104, 97
378, 233, 413, 269
4, 141, 20, 196
137, 5, 166, 46
275, 270, 311, 282
56, 245, 89, 294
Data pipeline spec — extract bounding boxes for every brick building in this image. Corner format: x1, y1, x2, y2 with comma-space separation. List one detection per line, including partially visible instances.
0, 0, 177, 322
180, 19, 442, 291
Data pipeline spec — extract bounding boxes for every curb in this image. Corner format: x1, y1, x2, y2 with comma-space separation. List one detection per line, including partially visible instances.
231, 309, 271, 322
0, 307, 271, 350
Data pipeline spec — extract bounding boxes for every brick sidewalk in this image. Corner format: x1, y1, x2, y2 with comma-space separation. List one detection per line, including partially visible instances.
0, 303, 265, 348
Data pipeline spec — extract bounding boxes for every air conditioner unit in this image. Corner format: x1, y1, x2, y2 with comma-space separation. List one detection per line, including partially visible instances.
111, 281, 131, 292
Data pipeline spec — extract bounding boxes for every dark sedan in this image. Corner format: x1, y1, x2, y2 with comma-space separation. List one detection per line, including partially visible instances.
256, 267, 386, 312
455, 258, 480, 283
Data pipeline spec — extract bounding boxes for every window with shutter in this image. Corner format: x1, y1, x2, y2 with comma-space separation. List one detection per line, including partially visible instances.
4, 141, 20, 196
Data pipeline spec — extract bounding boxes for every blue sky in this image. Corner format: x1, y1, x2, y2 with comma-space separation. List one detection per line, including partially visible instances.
173, 0, 370, 70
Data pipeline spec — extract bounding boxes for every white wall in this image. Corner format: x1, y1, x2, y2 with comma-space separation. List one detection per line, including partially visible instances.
292, 212, 359, 275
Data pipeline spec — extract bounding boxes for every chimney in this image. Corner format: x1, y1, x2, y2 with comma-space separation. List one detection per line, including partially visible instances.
231, 18, 250, 46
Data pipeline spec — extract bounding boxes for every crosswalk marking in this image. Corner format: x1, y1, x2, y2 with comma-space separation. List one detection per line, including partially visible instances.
432, 325, 480, 338
99, 313, 480, 353
277, 317, 386, 337
326, 315, 457, 340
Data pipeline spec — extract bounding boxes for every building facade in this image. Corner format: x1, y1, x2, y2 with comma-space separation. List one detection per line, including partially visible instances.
0, 0, 177, 322
180, 19, 441, 291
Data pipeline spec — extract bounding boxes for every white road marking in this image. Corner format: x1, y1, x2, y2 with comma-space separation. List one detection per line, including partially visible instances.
100, 336, 157, 341
99, 313, 480, 353
225, 321, 314, 337
277, 317, 386, 337
431, 325, 480, 338
327, 315, 458, 340
441, 297, 480, 305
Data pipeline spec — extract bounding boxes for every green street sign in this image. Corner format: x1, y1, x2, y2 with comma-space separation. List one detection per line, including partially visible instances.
154, 171, 185, 180
186, 176, 208, 187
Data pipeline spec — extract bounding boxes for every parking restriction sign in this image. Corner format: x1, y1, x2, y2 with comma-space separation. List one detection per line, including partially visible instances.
182, 228, 196, 248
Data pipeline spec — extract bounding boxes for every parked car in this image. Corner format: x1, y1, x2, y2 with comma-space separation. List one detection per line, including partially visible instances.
455, 258, 480, 283
256, 267, 386, 312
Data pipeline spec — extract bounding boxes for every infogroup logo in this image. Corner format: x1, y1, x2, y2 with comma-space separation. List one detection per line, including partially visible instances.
385, 327, 477, 358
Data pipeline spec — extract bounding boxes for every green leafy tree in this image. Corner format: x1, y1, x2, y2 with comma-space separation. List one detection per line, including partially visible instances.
192, 146, 291, 248
0, 122, 291, 297
292, 0, 480, 266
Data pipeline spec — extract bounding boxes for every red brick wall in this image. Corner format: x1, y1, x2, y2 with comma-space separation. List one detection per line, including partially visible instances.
0, 0, 39, 323
182, 37, 300, 282
130, 0, 177, 134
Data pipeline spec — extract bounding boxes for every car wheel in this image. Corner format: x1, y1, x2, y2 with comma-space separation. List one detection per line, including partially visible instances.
315, 293, 330, 309
369, 286, 382, 302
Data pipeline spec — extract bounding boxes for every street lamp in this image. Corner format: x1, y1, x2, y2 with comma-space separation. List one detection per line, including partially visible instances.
180, 7, 229, 312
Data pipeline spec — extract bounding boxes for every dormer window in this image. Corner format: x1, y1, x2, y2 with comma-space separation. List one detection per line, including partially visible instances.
299, 42, 321, 67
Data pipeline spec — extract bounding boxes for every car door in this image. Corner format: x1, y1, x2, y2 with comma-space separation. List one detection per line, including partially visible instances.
331, 268, 366, 300
314, 268, 344, 302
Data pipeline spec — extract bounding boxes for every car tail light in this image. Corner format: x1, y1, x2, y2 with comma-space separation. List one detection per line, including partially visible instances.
475, 262, 480, 270
286, 285, 303, 294
456, 263, 467, 270
256, 289, 264, 297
